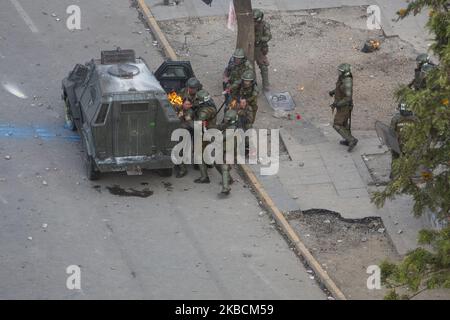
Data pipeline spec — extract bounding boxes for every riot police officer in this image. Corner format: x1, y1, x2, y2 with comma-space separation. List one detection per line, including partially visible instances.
408, 53, 436, 91
389, 102, 417, 178
329, 63, 358, 152
180, 77, 203, 106
231, 70, 259, 125
223, 48, 254, 105
193, 89, 217, 184
253, 9, 272, 91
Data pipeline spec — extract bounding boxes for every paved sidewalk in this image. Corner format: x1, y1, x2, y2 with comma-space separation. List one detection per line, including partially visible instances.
277, 127, 384, 220
251, 97, 433, 255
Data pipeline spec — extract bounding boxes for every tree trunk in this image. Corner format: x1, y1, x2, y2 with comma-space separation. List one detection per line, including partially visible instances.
233, 0, 254, 65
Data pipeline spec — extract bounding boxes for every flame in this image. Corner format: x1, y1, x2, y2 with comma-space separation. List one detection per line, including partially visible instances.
167, 91, 183, 108
369, 40, 380, 49
229, 99, 238, 110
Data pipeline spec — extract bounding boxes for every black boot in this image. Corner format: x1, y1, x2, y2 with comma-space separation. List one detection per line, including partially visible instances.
348, 139, 359, 152
194, 177, 210, 184
339, 140, 349, 146
175, 165, 187, 178
194, 164, 210, 183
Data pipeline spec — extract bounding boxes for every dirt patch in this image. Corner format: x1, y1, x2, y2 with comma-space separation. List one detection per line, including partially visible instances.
159, 7, 418, 130
286, 209, 400, 300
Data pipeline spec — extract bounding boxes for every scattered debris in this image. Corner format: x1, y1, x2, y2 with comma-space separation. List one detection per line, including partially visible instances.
272, 110, 292, 120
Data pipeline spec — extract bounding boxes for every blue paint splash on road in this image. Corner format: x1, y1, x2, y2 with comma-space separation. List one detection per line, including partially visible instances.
0, 124, 80, 142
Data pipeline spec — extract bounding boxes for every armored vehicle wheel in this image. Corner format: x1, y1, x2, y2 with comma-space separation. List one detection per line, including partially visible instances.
157, 168, 173, 177
64, 97, 77, 131
85, 155, 100, 181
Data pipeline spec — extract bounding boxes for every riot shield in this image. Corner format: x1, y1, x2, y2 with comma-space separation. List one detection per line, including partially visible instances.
375, 121, 401, 154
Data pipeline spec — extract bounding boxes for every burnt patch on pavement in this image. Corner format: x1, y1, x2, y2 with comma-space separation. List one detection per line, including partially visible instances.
106, 185, 153, 198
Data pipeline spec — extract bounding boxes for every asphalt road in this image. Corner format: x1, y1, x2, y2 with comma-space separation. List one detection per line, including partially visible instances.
0, 0, 325, 299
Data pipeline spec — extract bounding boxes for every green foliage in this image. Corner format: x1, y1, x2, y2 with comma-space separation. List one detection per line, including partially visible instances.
372, 0, 450, 299
381, 227, 450, 298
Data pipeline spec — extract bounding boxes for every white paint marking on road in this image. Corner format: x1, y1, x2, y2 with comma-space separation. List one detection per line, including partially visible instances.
9, 0, 39, 33
2, 82, 28, 99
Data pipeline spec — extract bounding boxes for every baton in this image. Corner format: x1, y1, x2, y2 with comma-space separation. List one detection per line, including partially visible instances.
214, 99, 227, 117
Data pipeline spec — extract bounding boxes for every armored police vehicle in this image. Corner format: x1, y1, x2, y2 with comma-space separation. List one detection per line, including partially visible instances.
62, 49, 194, 180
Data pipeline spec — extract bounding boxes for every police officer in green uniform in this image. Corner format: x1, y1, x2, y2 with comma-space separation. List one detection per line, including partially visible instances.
408, 53, 436, 91
180, 77, 203, 107
173, 77, 204, 178
215, 109, 240, 195
223, 48, 254, 106
214, 107, 253, 195
329, 63, 358, 152
193, 89, 217, 184
253, 9, 272, 91
174, 97, 195, 178
389, 102, 417, 178
231, 70, 259, 125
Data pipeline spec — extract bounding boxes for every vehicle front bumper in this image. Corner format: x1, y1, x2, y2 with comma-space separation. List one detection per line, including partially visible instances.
95, 155, 174, 173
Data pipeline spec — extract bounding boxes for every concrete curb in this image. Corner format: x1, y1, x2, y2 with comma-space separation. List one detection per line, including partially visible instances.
240, 165, 347, 300
135, 0, 347, 300
136, 0, 178, 61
